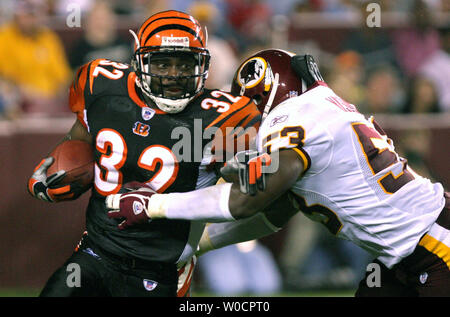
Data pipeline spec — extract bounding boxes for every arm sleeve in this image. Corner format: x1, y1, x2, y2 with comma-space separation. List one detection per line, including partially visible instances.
197, 213, 281, 255
147, 183, 236, 222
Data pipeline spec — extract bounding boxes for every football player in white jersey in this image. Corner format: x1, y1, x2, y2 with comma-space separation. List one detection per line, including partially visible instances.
105, 49, 449, 296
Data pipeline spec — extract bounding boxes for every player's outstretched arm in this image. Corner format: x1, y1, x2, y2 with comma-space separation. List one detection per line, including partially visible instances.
196, 190, 300, 256
27, 120, 92, 202
226, 149, 303, 218
106, 149, 304, 228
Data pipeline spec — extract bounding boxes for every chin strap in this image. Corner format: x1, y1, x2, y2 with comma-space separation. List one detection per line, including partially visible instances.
149, 94, 193, 114
261, 72, 279, 123
134, 75, 191, 114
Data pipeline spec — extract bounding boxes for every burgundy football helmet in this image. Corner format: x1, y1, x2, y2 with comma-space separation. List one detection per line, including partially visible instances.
231, 49, 324, 120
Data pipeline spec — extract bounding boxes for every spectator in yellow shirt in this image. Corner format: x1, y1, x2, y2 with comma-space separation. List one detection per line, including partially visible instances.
0, 0, 71, 115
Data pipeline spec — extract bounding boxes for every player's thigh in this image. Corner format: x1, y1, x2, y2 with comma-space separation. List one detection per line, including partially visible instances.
107, 272, 177, 297
415, 261, 450, 297
411, 194, 450, 296
39, 249, 107, 297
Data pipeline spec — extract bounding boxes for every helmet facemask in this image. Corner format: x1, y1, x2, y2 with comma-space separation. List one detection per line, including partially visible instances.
134, 46, 210, 113
130, 10, 211, 113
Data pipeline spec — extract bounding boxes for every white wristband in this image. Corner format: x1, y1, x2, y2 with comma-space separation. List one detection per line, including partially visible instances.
146, 193, 171, 218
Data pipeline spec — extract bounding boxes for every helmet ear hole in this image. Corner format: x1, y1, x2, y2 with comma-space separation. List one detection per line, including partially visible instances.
262, 91, 269, 96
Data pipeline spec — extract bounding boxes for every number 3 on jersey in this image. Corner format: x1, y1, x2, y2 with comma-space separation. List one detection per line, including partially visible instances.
352, 121, 414, 194
94, 129, 178, 195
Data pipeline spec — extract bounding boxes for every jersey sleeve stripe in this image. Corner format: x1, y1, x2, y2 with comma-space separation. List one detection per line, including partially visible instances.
292, 147, 311, 173
69, 63, 89, 129
88, 59, 103, 94
215, 106, 260, 137
236, 111, 262, 131
418, 233, 450, 269
205, 97, 252, 130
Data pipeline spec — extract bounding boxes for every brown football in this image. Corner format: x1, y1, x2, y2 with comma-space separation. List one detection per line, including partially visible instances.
47, 140, 94, 188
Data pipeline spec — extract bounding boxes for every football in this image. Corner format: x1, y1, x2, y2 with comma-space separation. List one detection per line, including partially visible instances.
47, 140, 94, 188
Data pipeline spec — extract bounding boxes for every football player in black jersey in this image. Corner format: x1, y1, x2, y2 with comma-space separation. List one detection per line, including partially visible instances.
27, 10, 261, 297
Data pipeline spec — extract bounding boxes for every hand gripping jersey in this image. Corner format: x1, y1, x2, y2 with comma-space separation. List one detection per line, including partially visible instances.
257, 83, 445, 268
70, 59, 260, 264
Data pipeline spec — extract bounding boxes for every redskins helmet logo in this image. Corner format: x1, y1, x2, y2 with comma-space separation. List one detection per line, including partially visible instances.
236, 57, 273, 94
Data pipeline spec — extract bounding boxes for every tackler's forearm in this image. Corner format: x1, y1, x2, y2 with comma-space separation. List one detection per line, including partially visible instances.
146, 183, 235, 222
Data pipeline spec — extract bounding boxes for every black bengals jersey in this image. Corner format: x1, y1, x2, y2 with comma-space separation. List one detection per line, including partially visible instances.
69, 59, 261, 263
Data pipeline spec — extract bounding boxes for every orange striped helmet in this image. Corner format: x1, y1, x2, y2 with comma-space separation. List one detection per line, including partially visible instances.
130, 10, 210, 113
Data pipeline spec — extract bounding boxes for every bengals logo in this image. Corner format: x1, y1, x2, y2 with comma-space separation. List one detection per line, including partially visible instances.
133, 122, 150, 137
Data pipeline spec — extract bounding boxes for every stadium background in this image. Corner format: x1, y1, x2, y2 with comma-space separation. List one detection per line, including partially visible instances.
0, 0, 449, 296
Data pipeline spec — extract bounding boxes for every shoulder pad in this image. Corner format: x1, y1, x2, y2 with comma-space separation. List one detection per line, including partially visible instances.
202, 90, 261, 130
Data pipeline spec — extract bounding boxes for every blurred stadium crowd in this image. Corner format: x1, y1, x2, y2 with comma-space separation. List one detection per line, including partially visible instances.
0, 0, 449, 119
0, 0, 448, 295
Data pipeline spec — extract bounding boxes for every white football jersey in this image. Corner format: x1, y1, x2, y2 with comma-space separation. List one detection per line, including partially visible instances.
257, 84, 445, 268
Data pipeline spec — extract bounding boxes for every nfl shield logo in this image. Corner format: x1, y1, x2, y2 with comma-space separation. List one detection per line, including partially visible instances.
133, 201, 144, 215
419, 272, 428, 284
143, 279, 158, 291
142, 107, 155, 121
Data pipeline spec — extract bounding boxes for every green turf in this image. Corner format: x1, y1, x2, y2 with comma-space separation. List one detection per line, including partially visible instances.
0, 289, 41, 297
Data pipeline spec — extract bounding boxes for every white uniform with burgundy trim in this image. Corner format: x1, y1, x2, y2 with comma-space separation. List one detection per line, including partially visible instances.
256, 84, 445, 268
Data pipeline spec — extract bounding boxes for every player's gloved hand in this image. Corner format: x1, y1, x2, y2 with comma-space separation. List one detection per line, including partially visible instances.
220, 150, 272, 196
28, 157, 85, 202
106, 187, 156, 230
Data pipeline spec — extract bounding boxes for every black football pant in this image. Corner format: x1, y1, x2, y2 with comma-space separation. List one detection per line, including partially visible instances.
356, 192, 450, 297
40, 234, 177, 297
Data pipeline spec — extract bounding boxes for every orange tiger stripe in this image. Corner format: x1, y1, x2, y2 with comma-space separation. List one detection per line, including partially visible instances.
138, 11, 197, 38
210, 102, 260, 156
142, 24, 202, 48
137, 11, 191, 38
69, 63, 88, 125
141, 17, 198, 36
138, 11, 204, 48
239, 109, 261, 130
205, 97, 251, 130
216, 104, 260, 134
